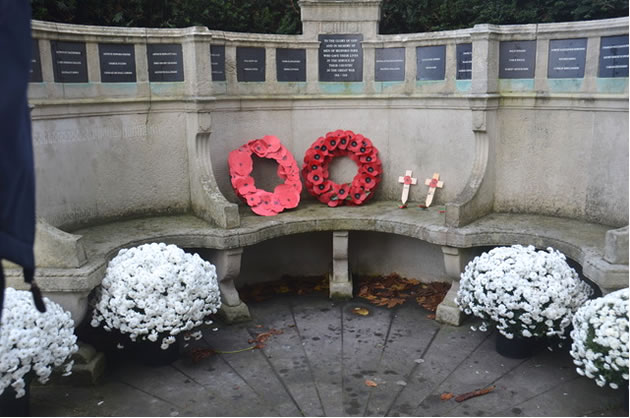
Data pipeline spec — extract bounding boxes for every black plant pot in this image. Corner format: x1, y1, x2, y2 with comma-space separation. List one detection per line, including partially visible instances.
0, 376, 32, 417
495, 333, 538, 359
130, 338, 180, 367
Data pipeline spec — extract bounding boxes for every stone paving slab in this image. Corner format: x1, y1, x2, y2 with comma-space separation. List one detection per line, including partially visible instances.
290, 297, 345, 417
203, 320, 302, 417
29, 294, 628, 417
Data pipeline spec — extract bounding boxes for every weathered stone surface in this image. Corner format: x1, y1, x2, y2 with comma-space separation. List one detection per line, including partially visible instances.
31, 296, 628, 416
605, 226, 629, 264
34, 218, 87, 268
218, 301, 251, 324
436, 282, 464, 326
5, 201, 627, 322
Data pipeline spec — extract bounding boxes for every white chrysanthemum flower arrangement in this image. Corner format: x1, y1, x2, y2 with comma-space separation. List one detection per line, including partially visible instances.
456, 245, 593, 340
570, 288, 629, 389
0, 288, 78, 399
91, 243, 221, 350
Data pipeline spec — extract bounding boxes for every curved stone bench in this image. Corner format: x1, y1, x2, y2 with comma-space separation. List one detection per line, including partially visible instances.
5, 201, 627, 326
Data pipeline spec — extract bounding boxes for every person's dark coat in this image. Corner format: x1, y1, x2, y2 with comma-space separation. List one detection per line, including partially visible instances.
0, 0, 45, 321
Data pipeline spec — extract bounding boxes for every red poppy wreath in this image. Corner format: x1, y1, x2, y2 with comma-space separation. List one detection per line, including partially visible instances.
302, 130, 382, 207
228, 135, 302, 216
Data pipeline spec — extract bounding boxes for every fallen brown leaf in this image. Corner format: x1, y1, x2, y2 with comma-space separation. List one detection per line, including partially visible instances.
248, 328, 284, 349
427, 314, 436, 320
416, 282, 451, 311
440, 392, 454, 401
353, 307, 370, 316
356, 274, 451, 311
188, 348, 216, 363
365, 379, 378, 387
455, 385, 496, 402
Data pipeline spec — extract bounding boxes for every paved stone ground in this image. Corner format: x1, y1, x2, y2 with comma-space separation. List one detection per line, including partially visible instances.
30, 295, 628, 416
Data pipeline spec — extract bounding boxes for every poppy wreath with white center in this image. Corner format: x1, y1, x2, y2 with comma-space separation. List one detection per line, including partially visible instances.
228, 135, 302, 216
302, 130, 382, 207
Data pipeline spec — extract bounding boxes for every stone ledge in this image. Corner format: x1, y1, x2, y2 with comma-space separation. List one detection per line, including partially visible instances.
5, 201, 627, 323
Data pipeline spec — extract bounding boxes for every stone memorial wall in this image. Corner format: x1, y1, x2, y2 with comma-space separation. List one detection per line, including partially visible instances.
27, 1, 628, 231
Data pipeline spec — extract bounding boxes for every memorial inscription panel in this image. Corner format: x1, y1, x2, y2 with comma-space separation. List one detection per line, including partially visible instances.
456, 43, 472, 80
99, 43, 136, 83
547, 38, 587, 78
51, 41, 88, 83
147, 44, 184, 82
276, 48, 306, 82
374, 48, 405, 82
416, 45, 446, 81
210, 45, 226, 81
318, 34, 363, 82
237, 47, 265, 82
30, 39, 42, 83
598, 35, 629, 78
499, 40, 536, 79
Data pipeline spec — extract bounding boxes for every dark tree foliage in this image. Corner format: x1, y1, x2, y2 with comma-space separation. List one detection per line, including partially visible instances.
379, 0, 629, 34
31, 0, 628, 34
30, 0, 302, 33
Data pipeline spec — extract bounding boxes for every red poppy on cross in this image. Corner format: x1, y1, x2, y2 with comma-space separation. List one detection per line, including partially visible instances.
424, 172, 443, 207
398, 170, 417, 205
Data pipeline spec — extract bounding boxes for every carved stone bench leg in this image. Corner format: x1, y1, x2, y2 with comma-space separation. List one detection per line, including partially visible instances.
436, 246, 472, 326
212, 248, 251, 323
330, 231, 352, 299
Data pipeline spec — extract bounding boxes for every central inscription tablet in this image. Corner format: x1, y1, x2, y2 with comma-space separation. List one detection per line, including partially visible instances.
318, 34, 363, 82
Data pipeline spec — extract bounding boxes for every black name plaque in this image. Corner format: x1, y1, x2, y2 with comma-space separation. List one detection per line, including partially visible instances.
276, 48, 306, 82
99, 43, 136, 83
499, 40, 536, 79
375, 48, 405, 82
210, 45, 226, 81
598, 35, 629, 78
456, 43, 472, 80
416, 45, 446, 81
147, 44, 184, 82
548, 38, 587, 79
51, 41, 88, 83
237, 47, 265, 82
30, 39, 42, 83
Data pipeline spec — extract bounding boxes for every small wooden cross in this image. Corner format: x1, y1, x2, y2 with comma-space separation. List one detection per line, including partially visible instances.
424, 173, 443, 207
398, 170, 417, 206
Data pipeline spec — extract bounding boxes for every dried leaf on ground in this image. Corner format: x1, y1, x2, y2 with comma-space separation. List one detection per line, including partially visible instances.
455, 385, 496, 402
188, 348, 216, 363
248, 328, 284, 349
356, 273, 450, 311
440, 392, 454, 401
416, 281, 451, 312
353, 307, 370, 316
365, 379, 378, 387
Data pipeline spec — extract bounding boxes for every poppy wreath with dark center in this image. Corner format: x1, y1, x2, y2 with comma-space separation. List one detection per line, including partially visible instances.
228, 135, 302, 216
302, 130, 382, 207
